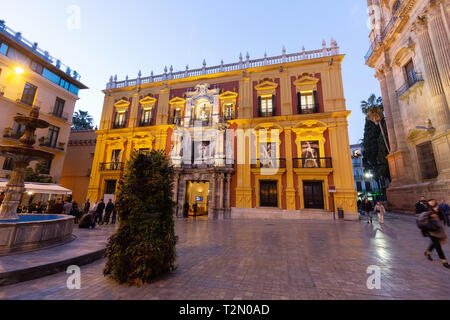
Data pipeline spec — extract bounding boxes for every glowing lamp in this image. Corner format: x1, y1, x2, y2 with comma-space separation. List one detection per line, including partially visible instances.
14, 67, 25, 75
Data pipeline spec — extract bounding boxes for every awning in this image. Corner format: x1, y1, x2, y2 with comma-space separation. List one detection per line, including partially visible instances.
0, 180, 72, 195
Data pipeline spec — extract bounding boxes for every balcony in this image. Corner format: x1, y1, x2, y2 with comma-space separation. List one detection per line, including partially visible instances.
49, 110, 69, 122
99, 162, 124, 172
298, 104, 318, 115
396, 72, 424, 98
139, 120, 153, 127
112, 122, 127, 129
293, 158, 333, 169
39, 139, 66, 151
251, 159, 286, 169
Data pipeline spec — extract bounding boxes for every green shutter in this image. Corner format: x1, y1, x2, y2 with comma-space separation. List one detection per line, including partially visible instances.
313, 91, 318, 112
272, 95, 276, 116
297, 92, 302, 114
258, 96, 262, 117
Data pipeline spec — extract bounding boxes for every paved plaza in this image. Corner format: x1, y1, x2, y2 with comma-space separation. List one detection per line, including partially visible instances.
1, 213, 450, 300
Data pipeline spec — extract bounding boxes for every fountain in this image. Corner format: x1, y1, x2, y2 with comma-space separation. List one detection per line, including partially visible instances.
0, 106, 74, 255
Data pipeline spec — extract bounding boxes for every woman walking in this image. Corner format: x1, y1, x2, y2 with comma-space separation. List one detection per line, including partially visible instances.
374, 202, 386, 224
422, 200, 450, 269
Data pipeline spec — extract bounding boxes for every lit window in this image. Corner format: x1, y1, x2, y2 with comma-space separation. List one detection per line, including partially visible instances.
298, 91, 317, 114
114, 111, 126, 129
21, 82, 38, 106
223, 103, 234, 120
260, 96, 273, 117
140, 108, 153, 126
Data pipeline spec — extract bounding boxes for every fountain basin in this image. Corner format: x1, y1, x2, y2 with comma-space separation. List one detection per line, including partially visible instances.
0, 215, 74, 255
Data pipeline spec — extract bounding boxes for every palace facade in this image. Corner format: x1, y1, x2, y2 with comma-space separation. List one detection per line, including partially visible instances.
365, 0, 450, 213
88, 41, 358, 220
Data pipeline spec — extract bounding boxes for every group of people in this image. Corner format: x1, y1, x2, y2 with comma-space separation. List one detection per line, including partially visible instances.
358, 198, 386, 224
416, 197, 450, 270
77, 199, 116, 229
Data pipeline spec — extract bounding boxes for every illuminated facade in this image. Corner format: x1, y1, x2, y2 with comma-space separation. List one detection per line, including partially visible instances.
88, 41, 358, 220
366, 0, 450, 213
0, 21, 87, 183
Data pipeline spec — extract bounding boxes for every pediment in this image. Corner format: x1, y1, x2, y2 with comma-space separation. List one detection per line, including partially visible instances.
114, 99, 131, 109
293, 120, 327, 135
255, 80, 278, 91
169, 97, 186, 105
293, 75, 320, 87
139, 96, 157, 105
253, 123, 284, 134
406, 127, 435, 144
219, 91, 238, 100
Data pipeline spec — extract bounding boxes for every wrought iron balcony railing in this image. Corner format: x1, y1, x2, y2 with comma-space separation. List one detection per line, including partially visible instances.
396, 72, 424, 98
293, 158, 333, 169
251, 158, 286, 169
112, 122, 127, 129
49, 110, 69, 122
298, 104, 318, 114
99, 162, 124, 171
139, 120, 153, 127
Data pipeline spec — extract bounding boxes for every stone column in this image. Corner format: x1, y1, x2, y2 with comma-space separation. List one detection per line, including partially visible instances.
414, 15, 450, 132
284, 128, 296, 210
375, 69, 398, 152
209, 174, 217, 219
218, 174, 224, 210
428, 0, 450, 111
172, 172, 180, 217
225, 173, 232, 210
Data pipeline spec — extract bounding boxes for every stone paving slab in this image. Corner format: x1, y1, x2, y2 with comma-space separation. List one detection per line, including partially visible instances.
0, 213, 449, 300
0, 225, 116, 286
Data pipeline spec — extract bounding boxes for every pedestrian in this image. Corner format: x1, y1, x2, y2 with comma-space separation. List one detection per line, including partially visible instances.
362, 198, 374, 224
63, 200, 72, 216
71, 201, 80, 223
78, 212, 95, 229
438, 200, 450, 227
103, 199, 114, 225
193, 202, 198, 217
83, 199, 91, 214
184, 202, 190, 218
415, 196, 428, 216
419, 199, 450, 269
111, 208, 117, 225
374, 201, 386, 224
94, 199, 105, 225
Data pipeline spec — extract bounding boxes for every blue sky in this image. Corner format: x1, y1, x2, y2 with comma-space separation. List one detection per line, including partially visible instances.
2, 0, 380, 144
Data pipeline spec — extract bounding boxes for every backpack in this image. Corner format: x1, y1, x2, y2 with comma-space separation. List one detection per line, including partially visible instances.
416, 211, 439, 233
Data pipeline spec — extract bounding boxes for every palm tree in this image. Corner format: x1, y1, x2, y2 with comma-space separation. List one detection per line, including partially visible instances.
72, 110, 94, 130
361, 94, 390, 154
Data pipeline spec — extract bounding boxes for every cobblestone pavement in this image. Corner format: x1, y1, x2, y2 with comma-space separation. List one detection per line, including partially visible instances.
1, 213, 449, 300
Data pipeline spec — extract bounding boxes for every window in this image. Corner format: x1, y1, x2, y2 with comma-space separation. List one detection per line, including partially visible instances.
404, 60, 416, 87
0, 43, 8, 56
31, 61, 43, 74
42, 68, 61, 85
12, 121, 26, 139
6, 47, 30, 66
111, 150, 121, 163
259, 95, 273, 117
47, 125, 60, 148
140, 108, 153, 126
114, 111, 126, 129
298, 91, 317, 114
53, 97, 65, 117
2, 158, 13, 171
365, 181, 372, 192
105, 180, 117, 195
21, 82, 38, 106
417, 142, 438, 180
173, 108, 182, 125
223, 103, 235, 120
356, 181, 362, 192
39, 159, 52, 175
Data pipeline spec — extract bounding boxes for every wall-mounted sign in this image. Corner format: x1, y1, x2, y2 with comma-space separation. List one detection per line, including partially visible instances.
329, 186, 336, 193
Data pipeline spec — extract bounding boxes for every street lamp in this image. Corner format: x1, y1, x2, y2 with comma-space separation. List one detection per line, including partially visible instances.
14, 67, 25, 75
365, 172, 373, 179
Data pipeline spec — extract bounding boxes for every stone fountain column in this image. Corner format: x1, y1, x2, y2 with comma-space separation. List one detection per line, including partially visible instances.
0, 158, 28, 221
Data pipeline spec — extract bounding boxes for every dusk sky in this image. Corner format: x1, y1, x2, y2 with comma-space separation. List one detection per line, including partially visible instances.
2, 0, 381, 144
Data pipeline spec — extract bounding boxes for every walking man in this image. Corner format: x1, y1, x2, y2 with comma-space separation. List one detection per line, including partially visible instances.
83, 199, 91, 214
438, 200, 450, 227
94, 199, 105, 225
362, 198, 374, 224
415, 196, 428, 216
103, 199, 115, 225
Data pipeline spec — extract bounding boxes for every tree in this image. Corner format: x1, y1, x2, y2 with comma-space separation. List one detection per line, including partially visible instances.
360, 94, 391, 192
103, 150, 177, 285
72, 110, 94, 130
361, 94, 390, 153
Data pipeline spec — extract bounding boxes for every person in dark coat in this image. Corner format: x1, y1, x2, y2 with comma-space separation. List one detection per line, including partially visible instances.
71, 201, 81, 224
193, 202, 198, 217
83, 199, 91, 214
111, 208, 117, 225
415, 196, 428, 216
78, 213, 95, 229
184, 203, 190, 218
423, 200, 450, 269
94, 199, 105, 225
103, 199, 114, 225
51, 199, 64, 215
362, 198, 374, 224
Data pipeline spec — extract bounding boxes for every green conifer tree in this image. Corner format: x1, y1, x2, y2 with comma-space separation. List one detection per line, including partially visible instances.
104, 150, 177, 285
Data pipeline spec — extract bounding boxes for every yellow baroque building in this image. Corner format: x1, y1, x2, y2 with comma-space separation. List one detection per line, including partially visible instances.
87, 41, 359, 220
